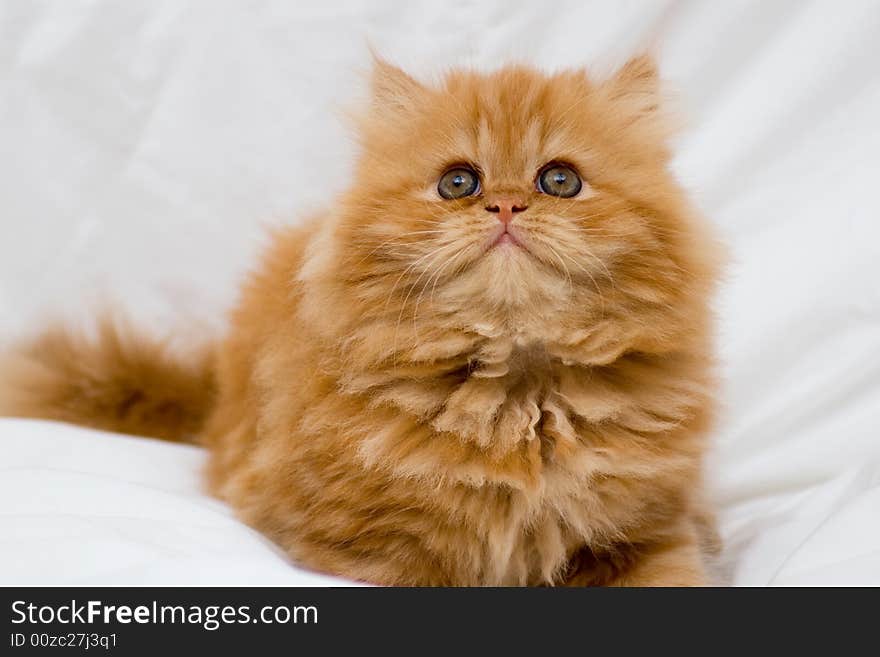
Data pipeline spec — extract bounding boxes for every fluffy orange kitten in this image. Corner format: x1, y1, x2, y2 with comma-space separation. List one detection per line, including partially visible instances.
1, 55, 723, 586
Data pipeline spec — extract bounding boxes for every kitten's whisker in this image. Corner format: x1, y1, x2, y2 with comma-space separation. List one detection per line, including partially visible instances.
541, 240, 574, 300
426, 243, 470, 313
528, 232, 607, 316
389, 241, 460, 366
381, 249, 437, 319
353, 229, 450, 267
560, 244, 609, 317
410, 243, 463, 340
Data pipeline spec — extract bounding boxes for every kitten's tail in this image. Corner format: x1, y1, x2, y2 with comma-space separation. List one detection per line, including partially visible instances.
0, 316, 215, 443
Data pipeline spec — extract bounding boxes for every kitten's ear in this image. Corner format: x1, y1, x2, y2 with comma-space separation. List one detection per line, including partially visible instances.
613, 54, 660, 91
369, 53, 428, 116
604, 54, 662, 127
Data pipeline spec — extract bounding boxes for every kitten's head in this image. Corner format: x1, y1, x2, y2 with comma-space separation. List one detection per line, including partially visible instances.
323, 56, 720, 361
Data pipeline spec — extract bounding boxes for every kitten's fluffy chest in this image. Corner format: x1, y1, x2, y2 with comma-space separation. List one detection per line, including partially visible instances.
358, 359, 616, 584
341, 328, 706, 584
431, 345, 557, 449
447, 366, 604, 585
467, 467, 606, 585
355, 334, 664, 484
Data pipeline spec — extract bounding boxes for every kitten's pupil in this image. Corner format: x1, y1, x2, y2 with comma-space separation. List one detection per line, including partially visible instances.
553, 173, 566, 185
453, 175, 465, 187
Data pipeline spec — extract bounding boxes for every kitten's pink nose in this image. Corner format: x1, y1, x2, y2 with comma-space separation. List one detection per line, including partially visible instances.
485, 197, 528, 225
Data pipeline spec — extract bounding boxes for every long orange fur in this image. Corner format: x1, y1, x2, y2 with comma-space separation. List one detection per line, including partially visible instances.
0, 56, 723, 585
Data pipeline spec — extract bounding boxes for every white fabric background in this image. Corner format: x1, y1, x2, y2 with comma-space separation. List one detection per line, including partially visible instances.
1, 0, 879, 585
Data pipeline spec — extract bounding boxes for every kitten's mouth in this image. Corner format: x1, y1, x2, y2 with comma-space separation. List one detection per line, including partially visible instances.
488, 225, 528, 252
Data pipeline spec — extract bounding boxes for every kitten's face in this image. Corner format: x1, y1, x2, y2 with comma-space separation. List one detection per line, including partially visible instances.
335, 57, 717, 345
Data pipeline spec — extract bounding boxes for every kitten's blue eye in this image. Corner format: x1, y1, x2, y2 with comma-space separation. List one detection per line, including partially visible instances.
438, 167, 480, 200
537, 164, 582, 198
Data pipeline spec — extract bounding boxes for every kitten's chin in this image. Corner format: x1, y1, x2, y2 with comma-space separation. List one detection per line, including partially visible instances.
441, 246, 564, 312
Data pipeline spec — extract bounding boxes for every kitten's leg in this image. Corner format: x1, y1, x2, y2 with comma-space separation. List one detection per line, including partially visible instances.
564, 523, 708, 587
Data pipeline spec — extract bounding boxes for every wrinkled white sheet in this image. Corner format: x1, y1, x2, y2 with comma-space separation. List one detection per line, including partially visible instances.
2, 0, 879, 585
0, 419, 348, 585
